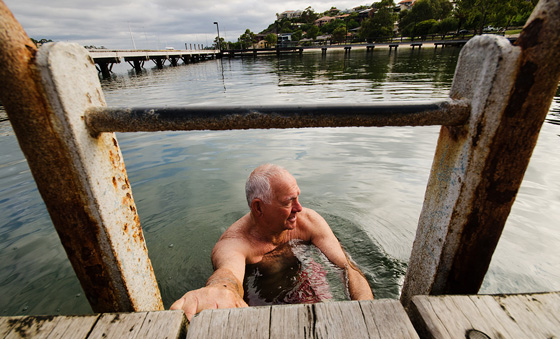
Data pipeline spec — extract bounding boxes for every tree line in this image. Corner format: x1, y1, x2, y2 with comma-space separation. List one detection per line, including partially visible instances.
219, 0, 536, 48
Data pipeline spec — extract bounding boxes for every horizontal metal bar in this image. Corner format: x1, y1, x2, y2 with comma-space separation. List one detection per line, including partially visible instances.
85, 99, 470, 134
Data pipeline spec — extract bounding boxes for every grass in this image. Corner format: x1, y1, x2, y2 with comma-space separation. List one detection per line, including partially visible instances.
505, 29, 522, 35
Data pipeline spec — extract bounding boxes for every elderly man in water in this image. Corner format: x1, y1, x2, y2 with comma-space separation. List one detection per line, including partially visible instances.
171, 164, 373, 320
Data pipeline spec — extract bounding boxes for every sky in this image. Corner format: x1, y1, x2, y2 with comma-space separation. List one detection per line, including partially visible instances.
4, 0, 369, 50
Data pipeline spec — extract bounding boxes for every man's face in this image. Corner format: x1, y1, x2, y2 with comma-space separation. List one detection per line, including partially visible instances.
263, 172, 303, 231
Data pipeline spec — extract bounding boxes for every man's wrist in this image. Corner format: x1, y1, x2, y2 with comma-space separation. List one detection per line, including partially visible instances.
206, 276, 242, 295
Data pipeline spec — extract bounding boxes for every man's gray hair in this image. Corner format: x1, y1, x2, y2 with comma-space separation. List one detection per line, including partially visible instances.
245, 164, 288, 207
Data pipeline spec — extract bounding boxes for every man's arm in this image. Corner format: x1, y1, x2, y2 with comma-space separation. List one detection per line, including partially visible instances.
170, 240, 248, 321
342, 249, 375, 300
304, 209, 374, 300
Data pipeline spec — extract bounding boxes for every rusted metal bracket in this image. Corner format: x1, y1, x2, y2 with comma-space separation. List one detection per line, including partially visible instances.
0, 1, 163, 313
85, 100, 470, 134
401, 0, 560, 309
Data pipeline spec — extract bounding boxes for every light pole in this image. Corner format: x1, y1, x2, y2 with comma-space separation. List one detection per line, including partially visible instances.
213, 22, 221, 51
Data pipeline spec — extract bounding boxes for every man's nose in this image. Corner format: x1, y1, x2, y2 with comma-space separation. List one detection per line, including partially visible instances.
293, 199, 303, 212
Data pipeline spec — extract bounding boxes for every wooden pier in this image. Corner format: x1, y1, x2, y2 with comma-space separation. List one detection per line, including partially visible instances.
88, 49, 220, 77
1, 292, 558, 338
222, 40, 457, 58
222, 46, 304, 57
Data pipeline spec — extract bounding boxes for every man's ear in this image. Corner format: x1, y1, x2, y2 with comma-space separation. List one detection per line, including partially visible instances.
251, 199, 264, 217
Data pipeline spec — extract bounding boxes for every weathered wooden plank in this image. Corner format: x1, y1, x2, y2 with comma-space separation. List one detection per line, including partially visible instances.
226, 306, 270, 338
135, 310, 186, 339
314, 301, 369, 338
197, 308, 232, 338
529, 292, 560, 323
44, 315, 99, 338
187, 300, 421, 339
0, 317, 23, 337
0, 2, 163, 312
359, 299, 419, 339
3, 316, 61, 338
187, 308, 236, 339
87, 312, 147, 338
401, 0, 560, 307
1, 317, 12, 337
409, 295, 451, 339
188, 306, 270, 338
186, 309, 214, 338
467, 295, 525, 337
270, 304, 314, 339
493, 292, 560, 338
410, 294, 560, 338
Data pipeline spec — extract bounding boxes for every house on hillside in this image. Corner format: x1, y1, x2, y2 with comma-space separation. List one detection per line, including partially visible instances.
398, 0, 416, 11
255, 34, 268, 48
358, 8, 375, 22
314, 16, 336, 27
278, 33, 297, 47
335, 14, 350, 21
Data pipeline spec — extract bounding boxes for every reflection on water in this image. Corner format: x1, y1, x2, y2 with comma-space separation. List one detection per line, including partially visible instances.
1, 48, 559, 316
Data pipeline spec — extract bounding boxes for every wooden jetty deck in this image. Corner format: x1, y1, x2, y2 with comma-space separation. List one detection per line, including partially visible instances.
88, 49, 219, 61
1, 292, 558, 338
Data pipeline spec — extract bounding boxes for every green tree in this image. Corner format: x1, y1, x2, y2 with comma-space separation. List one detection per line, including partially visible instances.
374, 0, 396, 8
301, 6, 318, 24
213, 36, 225, 50
332, 26, 347, 43
326, 7, 340, 16
455, 0, 500, 34
265, 33, 277, 47
452, 3, 470, 32
398, 0, 453, 37
305, 25, 320, 40
435, 17, 459, 36
31, 38, 53, 46
415, 19, 438, 37
347, 19, 360, 31
360, 3, 396, 41
493, 0, 535, 29
238, 29, 256, 49
291, 30, 303, 42
431, 0, 453, 20
319, 19, 346, 35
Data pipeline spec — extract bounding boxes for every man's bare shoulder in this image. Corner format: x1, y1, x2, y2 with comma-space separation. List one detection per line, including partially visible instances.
298, 207, 327, 226
219, 214, 251, 240
211, 215, 250, 262
296, 207, 330, 237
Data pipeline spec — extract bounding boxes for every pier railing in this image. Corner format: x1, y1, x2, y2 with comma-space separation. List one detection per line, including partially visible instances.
0, 0, 559, 314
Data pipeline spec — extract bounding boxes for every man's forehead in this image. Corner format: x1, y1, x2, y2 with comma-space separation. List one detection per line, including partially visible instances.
271, 173, 299, 197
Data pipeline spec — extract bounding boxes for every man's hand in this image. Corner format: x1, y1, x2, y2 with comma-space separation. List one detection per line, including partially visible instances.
170, 285, 248, 321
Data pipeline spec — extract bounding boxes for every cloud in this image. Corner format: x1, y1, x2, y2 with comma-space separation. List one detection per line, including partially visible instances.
4, 0, 367, 49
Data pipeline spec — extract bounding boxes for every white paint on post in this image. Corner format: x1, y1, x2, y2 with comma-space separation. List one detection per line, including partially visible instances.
36, 42, 163, 311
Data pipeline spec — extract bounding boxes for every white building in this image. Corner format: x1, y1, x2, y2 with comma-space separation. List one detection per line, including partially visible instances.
398, 0, 416, 11
278, 10, 303, 19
